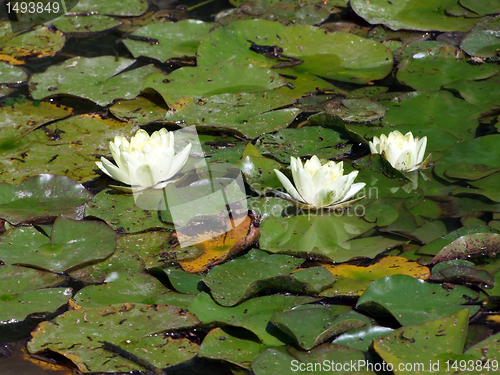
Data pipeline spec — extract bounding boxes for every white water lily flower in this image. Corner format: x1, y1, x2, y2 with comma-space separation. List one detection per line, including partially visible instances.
274, 156, 366, 209
369, 130, 428, 172
96, 128, 191, 189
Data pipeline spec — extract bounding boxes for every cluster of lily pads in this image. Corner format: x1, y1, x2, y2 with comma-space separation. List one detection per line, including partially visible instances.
1, 0, 500, 374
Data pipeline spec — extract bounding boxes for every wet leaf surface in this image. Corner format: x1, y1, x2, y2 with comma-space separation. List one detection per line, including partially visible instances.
123, 20, 213, 62
30, 57, 161, 106
0, 100, 72, 152
70, 0, 149, 16
0, 216, 116, 273
189, 292, 315, 345
28, 303, 199, 373
351, 0, 477, 31
255, 126, 351, 163
0, 265, 68, 323
144, 63, 287, 104
163, 91, 299, 138
270, 305, 371, 350
197, 20, 393, 84
49, 14, 122, 33
0, 26, 65, 63
1, 114, 136, 184
73, 272, 195, 309
357, 274, 479, 325
374, 309, 469, 370
0, 175, 93, 224
203, 250, 304, 306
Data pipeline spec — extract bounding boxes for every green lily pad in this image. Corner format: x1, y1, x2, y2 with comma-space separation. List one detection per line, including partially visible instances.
189, 292, 315, 346
461, 17, 500, 57
429, 263, 495, 287
374, 309, 469, 370
252, 344, 376, 375
0, 85, 14, 97
270, 305, 370, 350
30, 57, 162, 106
431, 233, 500, 263
460, 0, 500, 16
255, 126, 351, 164
432, 259, 476, 274
466, 172, 500, 202
68, 248, 146, 284
273, 69, 334, 99
218, 0, 333, 26
109, 95, 168, 126
0, 99, 72, 151
0, 114, 137, 184
73, 271, 194, 309
325, 99, 387, 123
444, 75, 500, 112
85, 189, 174, 233
115, 231, 172, 269
0, 287, 71, 324
356, 274, 479, 325
418, 225, 499, 256
260, 213, 381, 262
351, 0, 477, 32
123, 20, 213, 62
0, 216, 116, 273
0, 265, 68, 323
0, 62, 27, 84
28, 303, 199, 373
49, 14, 122, 33
199, 327, 271, 369
463, 330, 500, 361
197, 20, 393, 84
396, 43, 499, 91
380, 90, 481, 141
0, 26, 65, 63
144, 63, 287, 104
163, 92, 299, 138
202, 250, 304, 306
70, 0, 148, 16
434, 134, 500, 182
332, 326, 394, 351
0, 175, 93, 225
162, 267, 204, 295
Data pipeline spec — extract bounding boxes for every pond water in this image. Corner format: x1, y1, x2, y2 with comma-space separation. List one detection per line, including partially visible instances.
1, 0, 500, 374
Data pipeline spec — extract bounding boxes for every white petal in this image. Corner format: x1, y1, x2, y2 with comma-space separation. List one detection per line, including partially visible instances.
304, 155, 321, 174
97, 158, 131, 185
340, 182, 366, 203
295, 167, 316, 205
133, 164, 157, 187
416, 136, 427, 164
274, 169, 304, 203
166, 143, 191, 180
394, 150, 414, 171
369, 137, 379, 154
